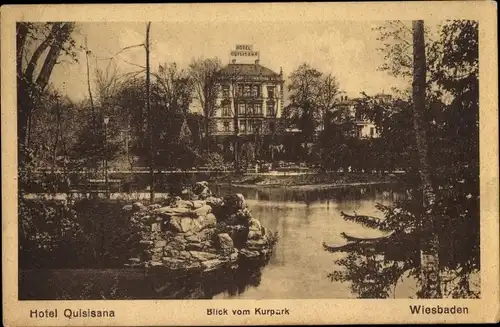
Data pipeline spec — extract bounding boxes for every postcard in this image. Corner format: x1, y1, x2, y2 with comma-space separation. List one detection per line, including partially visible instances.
1, 2, 499, 325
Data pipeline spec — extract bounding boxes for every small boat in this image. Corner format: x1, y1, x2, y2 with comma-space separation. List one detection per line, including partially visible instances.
340, 211, 392, 232
340, 231, 394, 242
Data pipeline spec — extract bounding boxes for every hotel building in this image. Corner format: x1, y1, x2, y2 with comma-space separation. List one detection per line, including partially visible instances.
211, 57, 285, 161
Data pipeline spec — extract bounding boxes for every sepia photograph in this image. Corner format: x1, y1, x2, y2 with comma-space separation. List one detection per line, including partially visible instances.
2, 2, 499, 326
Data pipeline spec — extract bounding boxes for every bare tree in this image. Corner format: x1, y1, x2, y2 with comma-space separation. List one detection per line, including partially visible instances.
95, 59, 121, 110
145, 22, 154, 202
317, 73, 341, 131
411, 20, 442, 298
84, 37, 96, 129
188, 57, 222, 152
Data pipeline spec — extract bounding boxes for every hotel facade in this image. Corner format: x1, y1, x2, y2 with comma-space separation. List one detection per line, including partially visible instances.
210, 54, 285, 162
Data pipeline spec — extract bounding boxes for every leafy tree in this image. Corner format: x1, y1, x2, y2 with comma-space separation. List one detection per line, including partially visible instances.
325, 20, 480, 299
411, 20, 442, 298
17, 22, 77, 150
286, 63, 323, 147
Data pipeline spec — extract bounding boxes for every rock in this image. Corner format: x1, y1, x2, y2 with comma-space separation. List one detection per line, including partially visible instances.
154, 240, 167, 248
173, 235, 188, 243
151, 223, 161, 232
199, 213, 217, 230
185, 234, 201, 243
128, 257, 141, 262
152, 252, 162, 261
226, 225, 249, 248
180, 217, 202, 233
148, 204, 161, 210
150, 261, 164, 267
155, 206, 193, 217
201, 259, 225, 271
191, 200, 206, 209
162, 257, 187, 270
166, 240, 185, 251
261, 226, 268, 238
229, 249, 239, 261
185, 242, 203, 251
198, 228, 216, 242
164, 248, 180, 257
179, 251, 192, 259
189, 251, 218, 261
198, 181, 209, 187
176, 200, 194, 209
122, 204, 133, 211
216, 233, 234, 256
150, 247, 163, 253
206, 196, 224, 208
133, 202, 146, 211
193, 181, 212, 200
246, 238, 268, 250
201, 241, 217, 253
239, 248, 260, 259
168, 196, 182, 207
247, 218, 263, 240
223, 194, 246, 213
194, 205, 212, 216
167, 217, 183, 233
140, 240, 153, 246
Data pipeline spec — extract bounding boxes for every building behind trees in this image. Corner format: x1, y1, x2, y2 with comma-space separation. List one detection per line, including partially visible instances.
211, 57, 285, 163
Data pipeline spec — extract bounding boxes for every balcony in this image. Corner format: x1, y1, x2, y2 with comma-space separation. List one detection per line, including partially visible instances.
240, 112, 264, 118
236, 95, 263, 102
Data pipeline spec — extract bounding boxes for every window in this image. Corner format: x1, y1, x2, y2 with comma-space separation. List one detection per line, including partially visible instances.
244, 85, 251, 97
240, 120, 246, 132
237, 85, 244, 96
238, 103, 246, 115
222, 103, 231, 117
267, 103, 275, 116
222, 85, 230, 98
255, 103, 262, 114
248, 121, 254, 133
247, 103, 254, 115
267, 86, 275, 99
251, 85, 260, 97
223, 122, 230, 132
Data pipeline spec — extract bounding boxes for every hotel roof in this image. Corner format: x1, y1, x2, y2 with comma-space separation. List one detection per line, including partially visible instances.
216, 63, 280, 78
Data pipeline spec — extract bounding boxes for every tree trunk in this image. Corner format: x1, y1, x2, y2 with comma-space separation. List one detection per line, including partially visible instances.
411, 20, 442, 298
17, 23, 74, 149
232, 79, 241, 174
145, 22, 154, 202
204, 114, 210, 154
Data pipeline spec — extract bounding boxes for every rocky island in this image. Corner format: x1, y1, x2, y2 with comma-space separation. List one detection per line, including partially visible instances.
124, 182, 278, 273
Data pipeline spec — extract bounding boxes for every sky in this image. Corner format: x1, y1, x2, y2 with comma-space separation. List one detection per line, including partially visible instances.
49, 21, 411, 108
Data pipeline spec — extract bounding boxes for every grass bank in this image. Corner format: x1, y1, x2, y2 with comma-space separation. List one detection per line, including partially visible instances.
212, 172, 402, 189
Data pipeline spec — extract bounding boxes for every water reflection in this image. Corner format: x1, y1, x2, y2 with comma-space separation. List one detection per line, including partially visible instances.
20, 259, 272, 300
19, 183, 406, 300
211, 183, 405, 299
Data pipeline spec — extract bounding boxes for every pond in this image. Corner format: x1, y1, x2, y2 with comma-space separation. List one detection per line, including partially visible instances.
20, 183, 417, 300
209, 183, 408, 299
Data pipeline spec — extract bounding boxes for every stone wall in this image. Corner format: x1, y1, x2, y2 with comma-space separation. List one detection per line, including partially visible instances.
125, 182, 278, 272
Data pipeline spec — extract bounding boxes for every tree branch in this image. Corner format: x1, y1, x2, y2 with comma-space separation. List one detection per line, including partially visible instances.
115, 43, 145, 56
123, 59, 146, 69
